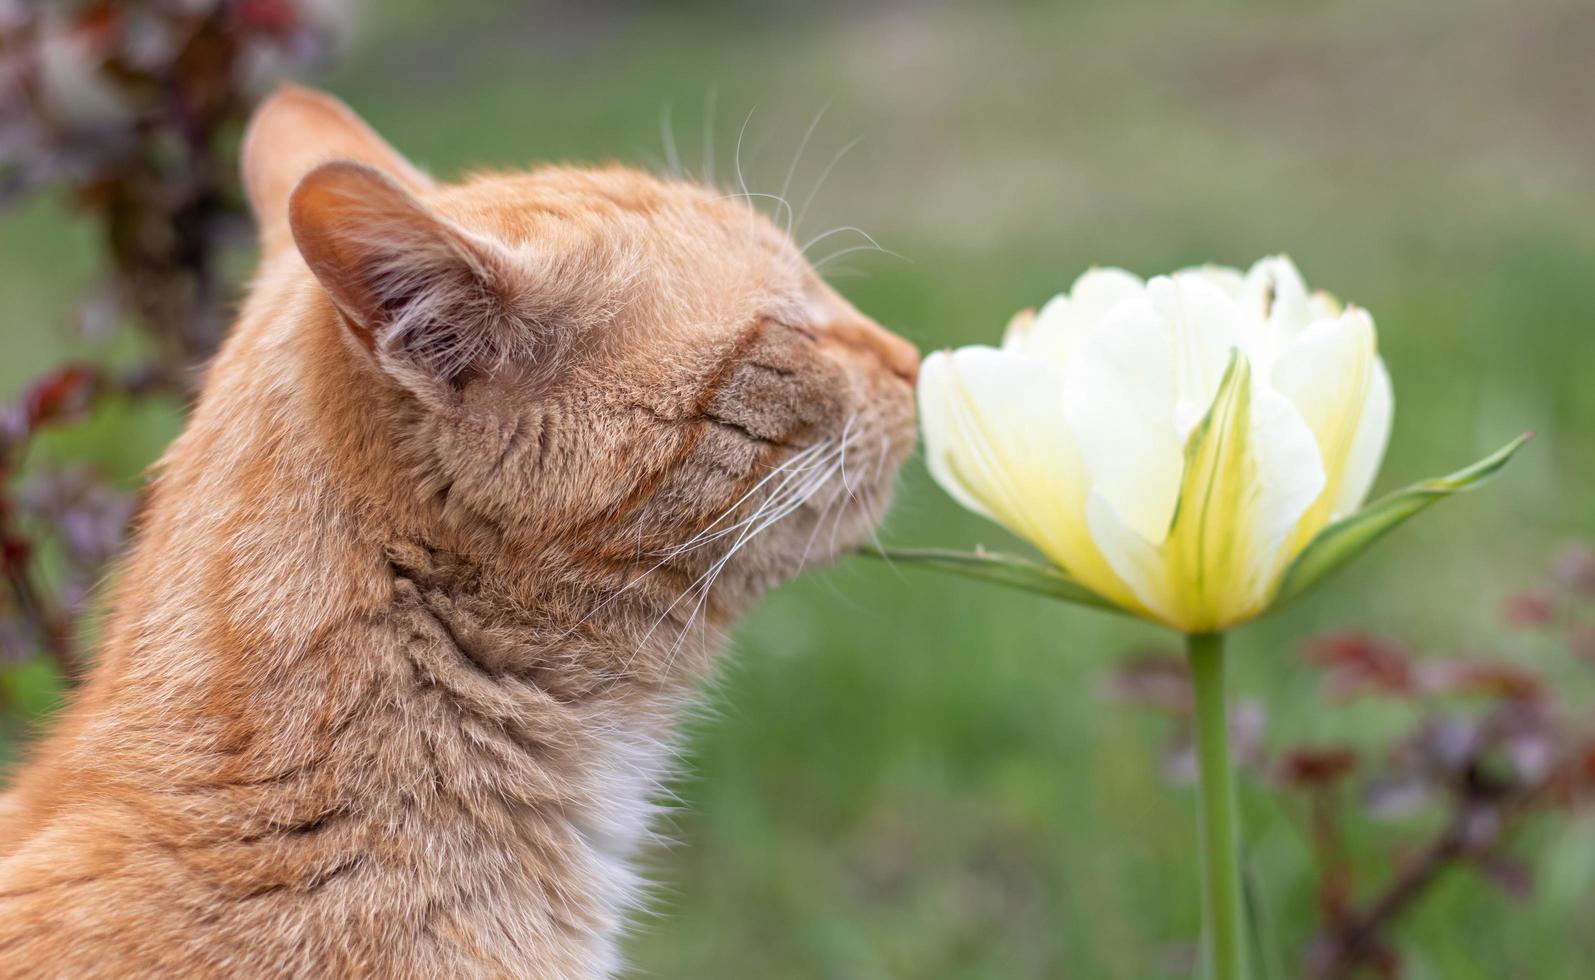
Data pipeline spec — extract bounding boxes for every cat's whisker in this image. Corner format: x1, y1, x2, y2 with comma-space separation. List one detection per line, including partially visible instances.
824, 428, 863, 560
797, 428, 854, 567
872, 434, 890, 495
862, 434, 900, 571
556, 440, 835, 646
700, 85, 717, 185
712, 191, 794, 220
659, 100, 682, 177
799, 224, 882, 259
797, 502, 831, 572
818, 266, 869, 281
659, 452, 844, 670
653, 441, 848, 653
836, 415, 856, 494
733, 106, 755, 204
653, 440, 834, 558
624, 440, 845, 665
794, 136, 861, 237
710, 448, 844, 573
813, 242, 907, 272
651, 440, 830, 559
650, 468, 822, 567
778, 103, 830, 237
677, 442, 830, 539
796, 417, 862, 574
796, 453, 849, 572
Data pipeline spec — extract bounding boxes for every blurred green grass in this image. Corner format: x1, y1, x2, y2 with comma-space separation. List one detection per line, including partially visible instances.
3, 1, 1593, 976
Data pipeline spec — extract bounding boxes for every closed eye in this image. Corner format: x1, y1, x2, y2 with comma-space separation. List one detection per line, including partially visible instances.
768, 318, 818, 344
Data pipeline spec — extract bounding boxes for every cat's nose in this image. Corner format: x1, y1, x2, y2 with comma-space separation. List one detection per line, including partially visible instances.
820, 317, 920, 386
805, 280, 920, 385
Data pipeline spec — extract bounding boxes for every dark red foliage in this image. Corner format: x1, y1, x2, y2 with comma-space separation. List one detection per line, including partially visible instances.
1099, 649, 1193, 716
1414, 658, 1544, 703
1279, 747, 1359, 788
0, 2, 332, 681
1500, 589, 1557, 628
1105, 541, 1595, 979
1553, 544, 1595, 597
1306, 632, 1416, 700
19, 366, 99, 431
236, 0, 304, 36
1571, 625, 1595, 666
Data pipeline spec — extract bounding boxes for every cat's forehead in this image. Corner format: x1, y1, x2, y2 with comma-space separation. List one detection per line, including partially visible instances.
409, 165, 810, 334
424, 166, 795, 256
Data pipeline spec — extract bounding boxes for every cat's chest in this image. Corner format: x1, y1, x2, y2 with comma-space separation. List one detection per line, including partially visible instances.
567, 724, 677, 917
418, 721, 678, 977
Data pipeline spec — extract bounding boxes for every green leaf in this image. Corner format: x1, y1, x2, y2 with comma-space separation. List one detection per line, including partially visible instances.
1272, 432, 1533, 607
857, 545, 1129, 614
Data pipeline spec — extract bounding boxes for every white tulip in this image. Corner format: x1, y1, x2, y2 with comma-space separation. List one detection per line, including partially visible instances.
919, 256, 1394, 632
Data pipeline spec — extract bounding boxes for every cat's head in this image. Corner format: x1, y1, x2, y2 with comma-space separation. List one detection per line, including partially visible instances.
241, 87, 918, 621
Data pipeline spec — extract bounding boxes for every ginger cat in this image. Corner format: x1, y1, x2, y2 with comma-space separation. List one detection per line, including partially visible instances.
0, 87, 918, 978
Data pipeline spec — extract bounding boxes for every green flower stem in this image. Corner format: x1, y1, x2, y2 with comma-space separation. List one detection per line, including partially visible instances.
1187, 631, 1248, 980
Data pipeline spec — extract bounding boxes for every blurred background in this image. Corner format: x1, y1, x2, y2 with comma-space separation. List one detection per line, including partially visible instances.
2, 1, 1593, 977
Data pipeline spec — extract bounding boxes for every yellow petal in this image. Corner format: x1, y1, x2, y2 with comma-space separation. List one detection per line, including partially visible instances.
1088, 352, 1324, 631
1084, 489, 1179, 625
1331, 355, 1392, 518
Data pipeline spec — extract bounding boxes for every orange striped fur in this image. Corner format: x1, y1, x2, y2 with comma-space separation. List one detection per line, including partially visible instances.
0, 87, 917, 978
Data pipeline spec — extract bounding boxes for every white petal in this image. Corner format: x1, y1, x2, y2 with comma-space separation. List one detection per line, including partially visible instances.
1061, 297, 1183, 544
1272, 310, 1374, 439
1245, 386, 1330, 587
1000, 308, 1038, 354
1009, 293, 1088, 369
921, 348, 1072, 534
920, 350, 998, 522
1332, 355, 1393, 517
1001, 268, 1143, 371
1271, 308, 1384, 534
1243, 255, 1311, 330
1308, 289, 1344, 321
918, 347, 1139, 607
1148, 274, 1246, 438
1068, 267, 1145, 319
1176, 263, 1247, 298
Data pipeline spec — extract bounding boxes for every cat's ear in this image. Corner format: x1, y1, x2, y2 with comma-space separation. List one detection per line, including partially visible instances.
243, 85, 433, 260
289, 161, 531, 389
